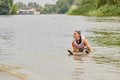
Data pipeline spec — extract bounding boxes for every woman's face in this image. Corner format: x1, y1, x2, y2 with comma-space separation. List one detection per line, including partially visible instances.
73, 32, 80, 40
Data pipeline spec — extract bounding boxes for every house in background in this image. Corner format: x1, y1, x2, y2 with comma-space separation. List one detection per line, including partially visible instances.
19, 7, 40, 15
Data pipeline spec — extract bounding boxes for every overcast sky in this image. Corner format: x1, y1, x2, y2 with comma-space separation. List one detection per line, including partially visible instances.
14, 0, 58, 6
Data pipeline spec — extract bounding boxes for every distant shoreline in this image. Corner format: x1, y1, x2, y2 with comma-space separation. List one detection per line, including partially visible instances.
0, 14, 120, 17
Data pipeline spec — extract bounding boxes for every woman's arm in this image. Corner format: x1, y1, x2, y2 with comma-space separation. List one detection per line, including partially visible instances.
83, 39, 93, 52
72, 41, 78, 52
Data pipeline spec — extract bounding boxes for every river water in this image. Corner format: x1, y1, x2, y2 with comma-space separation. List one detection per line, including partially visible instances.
0, 15, 120, 80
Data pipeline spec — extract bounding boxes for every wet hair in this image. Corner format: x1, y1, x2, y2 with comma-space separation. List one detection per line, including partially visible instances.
75, 31, 81, 35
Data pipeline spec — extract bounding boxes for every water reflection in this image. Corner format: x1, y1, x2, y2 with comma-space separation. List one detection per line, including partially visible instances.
72, 68, 84, 80
72, 54, 92, 62
72, 63, 120, 80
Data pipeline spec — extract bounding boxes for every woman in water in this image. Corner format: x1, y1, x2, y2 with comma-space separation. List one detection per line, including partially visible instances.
72, 31, 93, 53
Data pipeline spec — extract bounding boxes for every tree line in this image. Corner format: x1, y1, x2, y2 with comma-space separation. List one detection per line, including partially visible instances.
0, 0, 120, 16
16, 0, 78, 14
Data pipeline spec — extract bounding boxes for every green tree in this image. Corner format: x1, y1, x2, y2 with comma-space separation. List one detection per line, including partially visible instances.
41, 0, 76, 14
74, 0, 81, 6
28, 2, 39, 8
11, 3, 18, 14
41, 4, 55, 14
96, 0, 120, 8
16, 2, 26, 9
0, 0, 13, 15
55, 0, 71, 14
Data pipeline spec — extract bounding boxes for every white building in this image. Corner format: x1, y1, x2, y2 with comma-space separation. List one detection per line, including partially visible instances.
19, 7, 40, 15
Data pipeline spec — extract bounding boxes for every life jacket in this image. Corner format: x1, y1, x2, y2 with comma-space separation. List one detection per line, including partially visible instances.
74, 36, 86, 50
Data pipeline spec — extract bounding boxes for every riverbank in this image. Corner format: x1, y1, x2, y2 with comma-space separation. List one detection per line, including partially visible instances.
68, 4, 120, 16
0, 72, 20, 80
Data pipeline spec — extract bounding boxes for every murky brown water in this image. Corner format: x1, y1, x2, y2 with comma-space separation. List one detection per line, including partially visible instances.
0, 15, 120, 80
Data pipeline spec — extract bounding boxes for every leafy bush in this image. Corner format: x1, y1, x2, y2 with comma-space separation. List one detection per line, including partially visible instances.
68, 5, 96, 15
98, 4, 120, 16
68, 0, 120, 16
0, 0, 13, 15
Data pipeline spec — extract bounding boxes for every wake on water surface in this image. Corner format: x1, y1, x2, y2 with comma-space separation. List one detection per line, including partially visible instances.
0, 64, 45, 80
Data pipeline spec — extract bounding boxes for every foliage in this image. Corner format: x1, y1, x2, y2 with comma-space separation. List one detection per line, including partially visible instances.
68, 4, 96, 15
41, 0, 76, 14
11, 3, 18, 14
96, 4, 120, 16
27, 2, 42, 11
1, 0, 119, 15
41, 4, 55, 14
68, 0, 120, 16
0, 0, 13, 15
15, 2, 27, 9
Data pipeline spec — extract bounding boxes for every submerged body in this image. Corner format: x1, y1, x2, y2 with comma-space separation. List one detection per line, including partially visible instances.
68, 50, 92, 61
